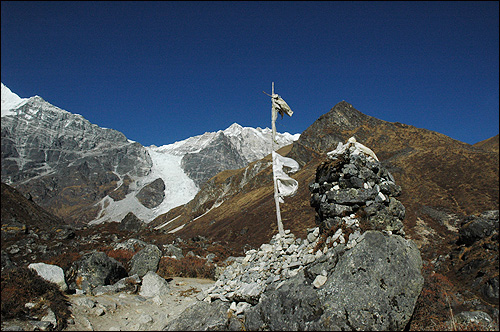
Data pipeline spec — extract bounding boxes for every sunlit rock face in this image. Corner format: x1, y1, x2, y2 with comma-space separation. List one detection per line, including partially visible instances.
2, 88, 153, 225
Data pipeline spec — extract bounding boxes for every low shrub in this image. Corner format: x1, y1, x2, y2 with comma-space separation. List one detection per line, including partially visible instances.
157, 256, 215, 279
409, 263, 460, 331
42, 251, 82, 271
1, 267, 71, 330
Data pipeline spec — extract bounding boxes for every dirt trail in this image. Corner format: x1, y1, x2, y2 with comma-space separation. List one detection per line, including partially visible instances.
64, 277, 214, 331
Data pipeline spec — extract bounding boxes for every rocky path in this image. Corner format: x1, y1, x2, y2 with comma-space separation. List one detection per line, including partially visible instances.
64, 277, 214, 331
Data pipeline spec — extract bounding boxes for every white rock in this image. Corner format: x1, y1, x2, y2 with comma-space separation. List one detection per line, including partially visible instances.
235, 282, 265, 301
137, 314, 153, 324
73, 297, 96, 308
152, 295, 163, 305
331, 228, 343, 242
41, 308, 57, 327
139, 271, 169, 298
236, 302, 252, 315
25, 302, 36, 309
313, 275, 328, 288
93, 307, 105, 316
260, 243, 273, 252
28, 262, 67, 292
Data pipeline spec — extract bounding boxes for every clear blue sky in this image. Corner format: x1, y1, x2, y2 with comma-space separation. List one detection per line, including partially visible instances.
2, 1, 498, 146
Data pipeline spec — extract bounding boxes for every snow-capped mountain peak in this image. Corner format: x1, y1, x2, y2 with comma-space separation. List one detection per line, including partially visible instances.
223, 122, 244, 136
1, 83, 28, 116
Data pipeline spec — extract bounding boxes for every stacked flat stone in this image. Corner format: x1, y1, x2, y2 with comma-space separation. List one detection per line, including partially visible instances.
310, 137, 406, 236
202, 222, 362, 308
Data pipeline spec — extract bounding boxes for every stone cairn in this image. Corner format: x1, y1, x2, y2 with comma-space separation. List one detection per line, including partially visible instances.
201, 136, 406, 316
310, 136, 406, 236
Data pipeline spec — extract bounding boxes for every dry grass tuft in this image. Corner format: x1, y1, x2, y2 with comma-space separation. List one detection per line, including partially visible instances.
1, 267, 72, 330
157, 256, 215, 279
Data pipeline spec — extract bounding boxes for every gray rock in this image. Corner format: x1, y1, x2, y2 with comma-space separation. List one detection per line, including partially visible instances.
67, 251, 128, 293
28, 262, 68, 292
119, 212, 145, 232
163, 244, 183, 258
28, 320, 53, 331
234, 282, 266, 305
482, 276, 499, 302
129, 244, 162, 277
457, 216, 498, 246
92, 274, 140, 295
163, 300, 231, 331
41, 308, 57, 328
317, 231, 424, 331
244, 271, 324, 331
72, 296, 96, 309
367, 207, 405, 235
1, 251, 15, 271
113, 238, 148, 251
326, 188, 378, 205
139, 271, 169, 298
135, 178, 165, 209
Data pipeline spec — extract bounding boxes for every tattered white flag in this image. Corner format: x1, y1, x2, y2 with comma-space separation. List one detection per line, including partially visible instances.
272, 94, 294, 118
271, 94, 294, 145
272, 151, 299, 203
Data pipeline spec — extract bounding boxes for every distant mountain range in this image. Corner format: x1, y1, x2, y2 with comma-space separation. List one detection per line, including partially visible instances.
1, 83, 299, 226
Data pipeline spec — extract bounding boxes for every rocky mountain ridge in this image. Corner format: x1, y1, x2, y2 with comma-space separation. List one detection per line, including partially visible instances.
1, 83, 298, 226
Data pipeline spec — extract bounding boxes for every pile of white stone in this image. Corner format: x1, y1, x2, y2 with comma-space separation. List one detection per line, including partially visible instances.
202, 215, 364, 308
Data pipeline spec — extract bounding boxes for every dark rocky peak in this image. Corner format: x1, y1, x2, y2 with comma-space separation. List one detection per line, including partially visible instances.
321, 100, 383, 130
290, 101, 384, 163
181, 132, 247, 187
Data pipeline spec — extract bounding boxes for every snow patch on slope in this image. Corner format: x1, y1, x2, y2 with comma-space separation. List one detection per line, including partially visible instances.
90, 146, 198, 225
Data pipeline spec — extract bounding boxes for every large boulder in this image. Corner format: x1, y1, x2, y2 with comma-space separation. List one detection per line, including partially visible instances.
457, 211, 499, 246
67, 251, 128, 293
316, 230, 424, 330
135, 178, 165, 209
129, 244, 162, 277
28, 262, 68, 292
244, 271, 324, 331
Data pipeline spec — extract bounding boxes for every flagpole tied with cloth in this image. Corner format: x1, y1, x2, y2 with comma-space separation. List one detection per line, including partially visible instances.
264, 82, 299, 236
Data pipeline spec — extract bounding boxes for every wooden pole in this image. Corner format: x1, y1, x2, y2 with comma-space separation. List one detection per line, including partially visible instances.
271, 82, 285, 236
